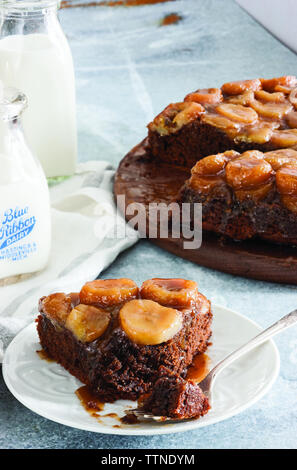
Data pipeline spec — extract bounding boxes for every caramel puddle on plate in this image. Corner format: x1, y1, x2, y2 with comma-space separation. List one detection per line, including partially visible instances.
186, 353, 210, 383
75, 385, 105, 416
36, 349, 55, 363
61, 0, 175, 8
160, 13, 182, 26
75, 385, 139, 427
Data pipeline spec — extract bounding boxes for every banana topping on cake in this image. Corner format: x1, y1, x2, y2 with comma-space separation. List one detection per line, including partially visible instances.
234, 125, 274, 144
289, 88, 297, 108
260, 76, 297, 92
254, 90, 285, 103
80, 278, 138, 307
221, 79, 262, 95
286, 110, 297, 128
39, 293, 72, 325
148, 102, 205, 136
140, 278, 199, 309
226, 90, 255, 106
119, 299, 183, 345
65, 304, 111, 342
192, 151, 239, 176
201, 113, 241, 130
264, 148, 297, 170
250, 100, 292, 119
276, 163, 297, 195
270, 129, 297, 147
184, 87, 222, 105
276, 163, 297, 213
188, 151, 237, 192
225, 151, 273, 190
216, 103, 258, 124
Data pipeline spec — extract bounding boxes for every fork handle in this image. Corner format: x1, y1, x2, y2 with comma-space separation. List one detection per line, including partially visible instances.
205, 308, 297, 385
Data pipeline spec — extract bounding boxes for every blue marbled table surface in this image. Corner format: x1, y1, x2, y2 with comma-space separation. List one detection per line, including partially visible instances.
1, 0, 297, 449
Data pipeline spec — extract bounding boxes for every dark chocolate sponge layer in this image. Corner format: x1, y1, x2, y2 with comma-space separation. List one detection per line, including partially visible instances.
148, 121, 276, 169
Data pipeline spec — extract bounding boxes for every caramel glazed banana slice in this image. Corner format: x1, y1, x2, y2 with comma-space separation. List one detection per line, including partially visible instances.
79, 278, 139, 307
119, 299, 183, 345
140, 278, 200, 308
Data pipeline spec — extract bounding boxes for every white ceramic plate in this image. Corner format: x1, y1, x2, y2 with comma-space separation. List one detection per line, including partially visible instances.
3, 305, 280, 435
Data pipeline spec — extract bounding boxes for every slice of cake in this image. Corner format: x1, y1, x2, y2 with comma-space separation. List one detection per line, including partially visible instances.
36, 278, 212, 403
139, 370, 210, 420
178, 148, 297, 244
148, 76, 297, 168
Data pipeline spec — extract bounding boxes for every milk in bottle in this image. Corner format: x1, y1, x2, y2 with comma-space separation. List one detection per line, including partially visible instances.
0, 1, 77, 178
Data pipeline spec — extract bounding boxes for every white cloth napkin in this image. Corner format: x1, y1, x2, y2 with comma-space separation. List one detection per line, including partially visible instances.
0, 161, 139, 362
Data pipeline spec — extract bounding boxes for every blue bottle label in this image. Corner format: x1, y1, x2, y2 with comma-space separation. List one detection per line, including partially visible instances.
0, 206, 37, 261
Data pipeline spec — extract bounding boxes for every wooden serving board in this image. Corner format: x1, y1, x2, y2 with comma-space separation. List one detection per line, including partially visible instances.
114, 139, 297, 285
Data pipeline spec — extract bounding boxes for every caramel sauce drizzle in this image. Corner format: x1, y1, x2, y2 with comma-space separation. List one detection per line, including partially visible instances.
186, 353, 210, 383
36, 349, 55, 362
75, 385, 139, 427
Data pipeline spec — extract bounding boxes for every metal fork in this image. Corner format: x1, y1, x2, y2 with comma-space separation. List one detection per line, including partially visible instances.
128, 309, 297, 422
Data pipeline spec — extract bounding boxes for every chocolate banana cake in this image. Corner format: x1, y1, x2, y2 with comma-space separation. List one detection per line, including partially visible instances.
178, 148, 297, 244
139, 369, 210, 420
36, 278, 212, 410
148, 76, 297, 168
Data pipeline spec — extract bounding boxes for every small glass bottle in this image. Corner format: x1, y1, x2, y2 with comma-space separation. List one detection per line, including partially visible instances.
0, 86, 51, 283
0, 0, 77, 178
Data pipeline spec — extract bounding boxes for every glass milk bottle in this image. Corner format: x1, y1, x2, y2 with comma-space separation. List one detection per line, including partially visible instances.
0, 86, 51, 282
0, 0, 77, 178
